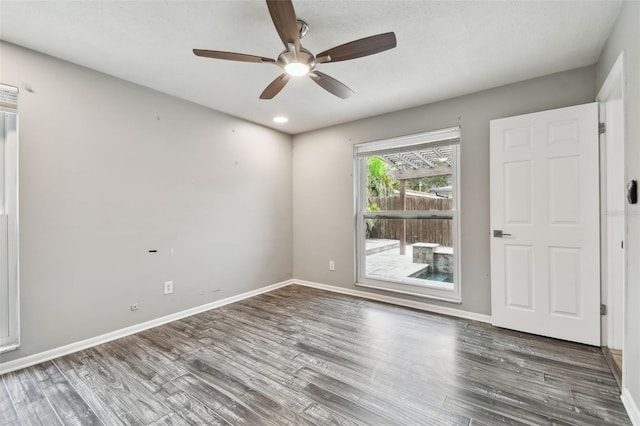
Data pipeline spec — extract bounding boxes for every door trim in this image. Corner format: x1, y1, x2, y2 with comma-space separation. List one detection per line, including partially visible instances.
596, 51, 627, 390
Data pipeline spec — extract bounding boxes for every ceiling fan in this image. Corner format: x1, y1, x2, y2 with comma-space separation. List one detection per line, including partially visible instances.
193, 0, 397, 100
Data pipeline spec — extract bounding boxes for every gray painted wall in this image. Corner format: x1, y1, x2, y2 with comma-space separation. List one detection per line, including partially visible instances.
292, 66, 596, 316
597, 0, 640, 415
0, 42, 293, 363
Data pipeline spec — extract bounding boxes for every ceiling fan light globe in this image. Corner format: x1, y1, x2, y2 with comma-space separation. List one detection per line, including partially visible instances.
285, 62, 310, 76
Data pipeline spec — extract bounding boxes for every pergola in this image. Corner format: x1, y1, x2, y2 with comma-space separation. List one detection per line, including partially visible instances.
378, 144, 454, 254
379, 144, 455, 179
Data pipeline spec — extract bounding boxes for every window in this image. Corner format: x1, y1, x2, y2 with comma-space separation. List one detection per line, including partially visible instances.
354, 127, 461, 302
1, 84, 19, 352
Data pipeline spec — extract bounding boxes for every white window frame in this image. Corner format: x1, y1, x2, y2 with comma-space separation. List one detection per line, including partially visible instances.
1, 84, 20, 353
354, 127, 461, 303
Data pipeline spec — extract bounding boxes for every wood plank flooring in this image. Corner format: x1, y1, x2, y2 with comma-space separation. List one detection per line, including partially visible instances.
602, 346, 623, 391
1, 285, 632, 425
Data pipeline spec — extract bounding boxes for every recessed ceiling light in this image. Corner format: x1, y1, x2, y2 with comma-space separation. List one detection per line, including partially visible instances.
273, 116, 288, 123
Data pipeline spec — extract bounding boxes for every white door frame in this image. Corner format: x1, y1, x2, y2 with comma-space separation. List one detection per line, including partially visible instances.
596, 51, 626, 370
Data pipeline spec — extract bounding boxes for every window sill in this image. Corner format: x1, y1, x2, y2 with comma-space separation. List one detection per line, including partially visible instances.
355, 279, 462, 304
0, 342, 20, 354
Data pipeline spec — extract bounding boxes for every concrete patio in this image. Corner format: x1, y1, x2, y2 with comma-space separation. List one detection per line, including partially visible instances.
365, 239, 454, 290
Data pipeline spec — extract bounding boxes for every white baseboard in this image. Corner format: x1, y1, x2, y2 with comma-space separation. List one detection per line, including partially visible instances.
0, 279, 293, 375
622, 388, 640, 426
291, 279, 492, 324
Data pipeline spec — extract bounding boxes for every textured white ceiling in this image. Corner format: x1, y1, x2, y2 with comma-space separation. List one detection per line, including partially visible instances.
0, 1, 622, 134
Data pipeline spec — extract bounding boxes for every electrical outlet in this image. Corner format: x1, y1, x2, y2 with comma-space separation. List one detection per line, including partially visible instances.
329, 261, 335, 271
130, 303, 139, 311
164, 281, 173, 295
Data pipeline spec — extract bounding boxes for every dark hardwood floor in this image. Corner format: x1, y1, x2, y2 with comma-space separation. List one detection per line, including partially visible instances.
1, 285, 632, 425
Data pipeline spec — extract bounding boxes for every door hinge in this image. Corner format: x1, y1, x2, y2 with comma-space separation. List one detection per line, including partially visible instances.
601, 304, 607, 316
599, 123, 606, 134
622, 240, 624, 249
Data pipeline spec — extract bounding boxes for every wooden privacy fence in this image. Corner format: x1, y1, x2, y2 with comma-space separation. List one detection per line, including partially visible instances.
368, 196, 453, 247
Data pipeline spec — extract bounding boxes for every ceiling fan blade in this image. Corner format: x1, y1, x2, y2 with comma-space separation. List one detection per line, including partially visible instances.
309, 71, 354, 99
193, 49, 275, 63
266, 0, 300, 52
260, 73, 291, 99
316, 32, 397, 63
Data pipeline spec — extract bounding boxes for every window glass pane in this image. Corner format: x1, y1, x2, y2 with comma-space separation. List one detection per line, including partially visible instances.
368, 183, 452, 212
0, 109, 19, 351
365, 218, 454, 290
365, 145, 455, 213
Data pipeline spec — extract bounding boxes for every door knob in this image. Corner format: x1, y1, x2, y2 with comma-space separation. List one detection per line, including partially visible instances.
493, 230, 512, 238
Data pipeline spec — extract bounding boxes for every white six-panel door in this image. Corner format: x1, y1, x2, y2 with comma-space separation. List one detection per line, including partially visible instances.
490, 103, 600, 346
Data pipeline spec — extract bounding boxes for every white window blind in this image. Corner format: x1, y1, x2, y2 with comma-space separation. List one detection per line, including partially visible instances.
0, 84, 18, 114
354, 126, 460, 157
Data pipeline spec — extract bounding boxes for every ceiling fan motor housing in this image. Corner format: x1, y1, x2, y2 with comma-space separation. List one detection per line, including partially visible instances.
277, 46, 316, 73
